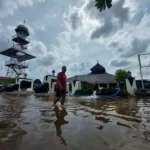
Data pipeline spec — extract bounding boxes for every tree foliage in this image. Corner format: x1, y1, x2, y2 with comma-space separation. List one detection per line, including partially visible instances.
115, 69, 128, 83
0, 78, 16, 84
95, 0, 112, 12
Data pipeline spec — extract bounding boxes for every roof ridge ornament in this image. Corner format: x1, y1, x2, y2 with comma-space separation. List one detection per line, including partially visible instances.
23, 20, 26, 25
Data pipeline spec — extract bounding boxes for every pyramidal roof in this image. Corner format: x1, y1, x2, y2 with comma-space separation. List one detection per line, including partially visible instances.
90, 61, 106, 74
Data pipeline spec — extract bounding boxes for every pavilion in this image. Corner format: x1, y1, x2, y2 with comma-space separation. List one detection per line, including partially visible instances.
67, 61, 116, 88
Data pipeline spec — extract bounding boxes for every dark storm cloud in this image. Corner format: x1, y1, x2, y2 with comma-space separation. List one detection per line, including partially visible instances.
70, 12, 82, 30
91, 21, 115, 39
0, 0, 46, 18
68, 62, 89, 74
131, 11, 145, 25
121, 37, 150, 58
85, 0, 129, 24
111, 0, 129, 25
87, 0, 130, 39
64, 0, 130, 39
0, 40, 8, 52
0, 24, 12, 52
64, 10, 82, 30
109, 42, 119, 48
117, 48, 124, 53
85, 0, 95, 11
110, 59, 130, 67
0, 0, 3, 9
38, 53, 56, 66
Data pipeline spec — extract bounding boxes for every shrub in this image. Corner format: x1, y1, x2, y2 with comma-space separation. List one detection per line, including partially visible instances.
118, 89, 128, 96
81, 81, 96, 90
75, 88, 93, 95
135, 89, 150, 97
96, 88, 116, 95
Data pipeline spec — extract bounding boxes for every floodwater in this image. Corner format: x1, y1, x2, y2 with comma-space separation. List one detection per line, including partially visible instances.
0, 94, 150, 150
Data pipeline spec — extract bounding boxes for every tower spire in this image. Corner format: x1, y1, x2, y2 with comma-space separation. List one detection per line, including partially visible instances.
23, 20, 26, 25
97, 60, 99, 64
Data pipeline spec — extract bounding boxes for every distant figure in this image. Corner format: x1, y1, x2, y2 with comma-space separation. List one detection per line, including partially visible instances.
54, 66, 67, 105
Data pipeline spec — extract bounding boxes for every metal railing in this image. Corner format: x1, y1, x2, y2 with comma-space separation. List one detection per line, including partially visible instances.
12, 34, 30, 43
5, 60, 29, 68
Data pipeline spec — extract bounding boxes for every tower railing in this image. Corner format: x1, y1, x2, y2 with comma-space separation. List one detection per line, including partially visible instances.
12, 44, 27, 52
12, 34, 30, 43
5, 60, 29, 68
0, 23, 35, 78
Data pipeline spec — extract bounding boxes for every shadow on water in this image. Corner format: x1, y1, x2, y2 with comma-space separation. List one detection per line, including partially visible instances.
54, 106, 68, 146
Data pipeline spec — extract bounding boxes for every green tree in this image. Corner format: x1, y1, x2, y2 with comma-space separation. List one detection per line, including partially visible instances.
95, 0, 112, 12
115, 69, 128, 83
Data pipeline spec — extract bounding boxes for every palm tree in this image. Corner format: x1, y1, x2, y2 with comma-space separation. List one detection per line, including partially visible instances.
95, 0, 112, 12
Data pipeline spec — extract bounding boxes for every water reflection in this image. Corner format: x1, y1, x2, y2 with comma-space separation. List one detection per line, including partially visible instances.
117, 122, 132, 129
96, 125, 104, 130
95, 116, 111, 123
144, 131, 150, 141
115, 98, 139, 117
0, 94, 150, 149
54, 106, 68, 146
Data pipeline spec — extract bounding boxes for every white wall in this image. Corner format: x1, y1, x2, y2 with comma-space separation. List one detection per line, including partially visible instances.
51, 82, 56, 93
71, 81, 81, 94
126, 78, 137, 96
43, 76, 57, 93
43, 75, 69, 94
17, 79, 34, 91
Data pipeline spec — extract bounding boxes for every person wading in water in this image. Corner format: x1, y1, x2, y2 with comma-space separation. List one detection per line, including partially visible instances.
54, 66, 67, 105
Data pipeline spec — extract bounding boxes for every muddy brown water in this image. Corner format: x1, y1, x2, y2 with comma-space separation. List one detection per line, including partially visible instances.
0, 94, 150, 150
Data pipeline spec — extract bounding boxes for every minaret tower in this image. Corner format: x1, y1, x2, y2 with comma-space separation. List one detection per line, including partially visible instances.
0, 22, 36, 79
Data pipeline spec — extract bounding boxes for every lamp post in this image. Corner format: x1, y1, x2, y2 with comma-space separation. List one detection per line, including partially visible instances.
0, 66, 2, 76
52, 70, 55, 76
137, 53, 150, 89
24, 73, 27, 79
138, 55, 144, 89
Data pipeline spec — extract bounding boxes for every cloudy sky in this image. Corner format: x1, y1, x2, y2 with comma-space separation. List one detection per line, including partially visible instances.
0, 0, 150, 81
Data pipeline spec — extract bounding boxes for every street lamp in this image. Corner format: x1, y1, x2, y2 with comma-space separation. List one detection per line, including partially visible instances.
137, 53, 150, 89
52, 70, 55, 76
138, 54, 144, 89
24, 73, 27, 79
0, 66, 2, 76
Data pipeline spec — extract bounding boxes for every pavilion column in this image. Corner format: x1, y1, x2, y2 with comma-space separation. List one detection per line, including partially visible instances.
107, 84, 109, 88
31, 80, 34, 90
